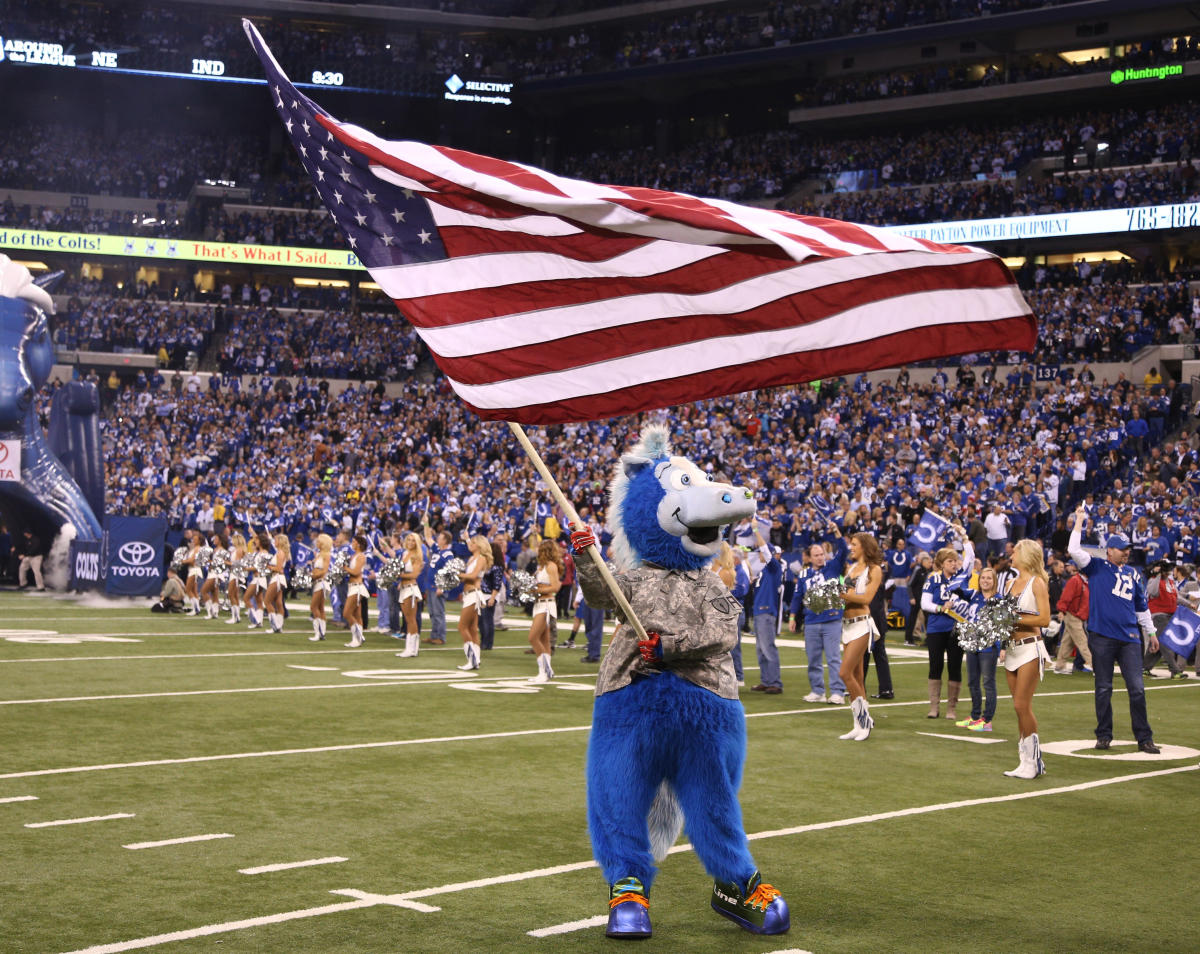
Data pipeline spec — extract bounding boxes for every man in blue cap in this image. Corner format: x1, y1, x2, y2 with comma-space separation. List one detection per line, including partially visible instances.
1068, 510, 1161, 753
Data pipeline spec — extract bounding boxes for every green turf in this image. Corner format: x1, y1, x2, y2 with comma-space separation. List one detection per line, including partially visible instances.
0, 590, 1196, 953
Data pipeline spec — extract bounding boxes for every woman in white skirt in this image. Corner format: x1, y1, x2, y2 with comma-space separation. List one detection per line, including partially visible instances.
344, 534, 369, 648
456, 534, 492, 670
1000, 538, 1052, 779
529, 539, 564, 683
395, 531, 426, 658
226, 531, 247, 624
180, 530, 202, 615
837, 532, 884, 741
264, 533, 291, 633
308, 533, 332, 642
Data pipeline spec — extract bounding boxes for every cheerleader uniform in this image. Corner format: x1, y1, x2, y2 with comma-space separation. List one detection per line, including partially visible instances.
1002, 578, 1050, 678
840, 572, 879, 646
533, 566, 558, 621
397, 557, 421, 604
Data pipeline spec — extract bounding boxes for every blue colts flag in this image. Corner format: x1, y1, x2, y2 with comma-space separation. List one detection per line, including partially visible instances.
292, 542, 315, 567
907, 508, 950, 552
1160, 606, 1200, 657
809, 493, 835, 518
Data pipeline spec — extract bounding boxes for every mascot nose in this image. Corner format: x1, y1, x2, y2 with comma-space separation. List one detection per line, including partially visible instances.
721, 492, 731, 503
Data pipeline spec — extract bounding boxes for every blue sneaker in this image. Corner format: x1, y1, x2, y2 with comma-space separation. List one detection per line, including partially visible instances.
606, 876, 651, 939
711, 871, 790, 935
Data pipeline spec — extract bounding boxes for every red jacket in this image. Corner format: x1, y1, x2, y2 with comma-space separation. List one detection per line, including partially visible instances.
1056, 573, 1089, 621
1148, 576, 1177, 616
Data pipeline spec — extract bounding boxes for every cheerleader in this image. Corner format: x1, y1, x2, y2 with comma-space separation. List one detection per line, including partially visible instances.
1000, 539, 1052, 779
198, 532, 224, 619
456, 534, 492, 671
243, 533, 268, 629
837, 533, 884, 741
344, 534, 369, 648
264, 533, 291, 633
180, 530, 201, 615
395, 531, 425, 658
920, 526, 976, 720
529, 539, 563, 683
308, 533, 333, 642
226, 531, 247, 624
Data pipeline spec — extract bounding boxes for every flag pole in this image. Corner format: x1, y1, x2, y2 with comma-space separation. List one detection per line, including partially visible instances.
507, 421, 650, 642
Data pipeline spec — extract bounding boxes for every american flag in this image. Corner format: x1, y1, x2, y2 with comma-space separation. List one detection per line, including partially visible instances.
245, 21, 1035, 426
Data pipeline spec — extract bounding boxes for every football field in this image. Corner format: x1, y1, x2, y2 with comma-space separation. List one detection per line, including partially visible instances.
1, 590, 1197, 954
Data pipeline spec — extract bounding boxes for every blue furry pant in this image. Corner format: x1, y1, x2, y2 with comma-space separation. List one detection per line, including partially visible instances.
587, 671, 757, 891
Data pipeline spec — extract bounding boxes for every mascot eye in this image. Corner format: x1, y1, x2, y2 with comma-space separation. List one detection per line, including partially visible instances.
681, 474, 690, 485
668, 470, 689, 491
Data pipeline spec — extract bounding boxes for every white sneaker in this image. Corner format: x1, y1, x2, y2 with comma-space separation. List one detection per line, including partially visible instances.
828, 694, 845, 705
803, 692, 825, 703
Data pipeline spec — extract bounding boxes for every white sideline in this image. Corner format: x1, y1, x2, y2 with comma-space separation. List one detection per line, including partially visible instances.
124, 833, 234, 850
0, 725, 592, 781
60, 763, 1198, 953
6, 682, 1197, 781
25, 813, 134, 828
240, 857, 347, 875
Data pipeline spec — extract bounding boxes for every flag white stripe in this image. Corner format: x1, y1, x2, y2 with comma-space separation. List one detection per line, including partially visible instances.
425, 198, 584, 236
370, 240, 725, 299
336, 124, 818, 253
446, 285, 1028, 410
418, 248, 997, 357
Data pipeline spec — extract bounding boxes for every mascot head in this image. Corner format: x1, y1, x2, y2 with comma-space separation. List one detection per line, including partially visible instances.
609, 423, 756, 571
0, 255, 57, 429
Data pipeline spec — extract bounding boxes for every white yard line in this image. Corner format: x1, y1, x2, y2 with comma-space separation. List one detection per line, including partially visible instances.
24, 813, 134, 828
0, 794, 38, 803
123, 833, 234, 850
0, 725, 592, 781
58, 898, 376, 954
915, 731, 1008, 745
60, 762, 1197, 953
6, 683, 1196, 781
528, 915, 609, 937
240, 857, 348, 875
329, 888, 440, 912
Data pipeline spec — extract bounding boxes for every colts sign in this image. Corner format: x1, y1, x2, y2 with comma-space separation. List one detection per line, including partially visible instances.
0, 440, 19, 481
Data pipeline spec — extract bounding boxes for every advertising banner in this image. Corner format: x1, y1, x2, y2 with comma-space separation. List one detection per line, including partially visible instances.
69, 537, 104, 591
104, 514, 166, 597
0, 438, 19, 480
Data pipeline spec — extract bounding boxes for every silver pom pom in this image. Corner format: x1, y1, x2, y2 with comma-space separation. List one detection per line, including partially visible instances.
956, 594, 1021, 651
803, 576, 846, 614
292, 566, 314, 592
196, 545, 214, 570
377, 557, 405, 588
326, 552, 349, 585
509, 569, 537, 605
435, 557, 466, 591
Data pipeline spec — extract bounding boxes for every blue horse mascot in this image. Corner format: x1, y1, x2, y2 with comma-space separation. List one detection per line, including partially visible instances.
0, 255, 102, 556
570, 423, 789, 939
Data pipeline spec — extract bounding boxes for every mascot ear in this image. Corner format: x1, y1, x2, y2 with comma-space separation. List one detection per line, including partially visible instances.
621, 453, 652, 478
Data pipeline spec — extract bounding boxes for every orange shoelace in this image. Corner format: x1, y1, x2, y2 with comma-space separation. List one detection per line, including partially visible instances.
746, 883, 781, 911
609, 892, 650, 910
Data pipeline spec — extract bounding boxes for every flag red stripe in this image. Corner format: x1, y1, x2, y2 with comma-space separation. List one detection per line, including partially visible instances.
460, 314, 1037, 425
437, 225, 650, 261
433, 144, 571, 198
606, 186, 760, 239
421, 258, 1022, 386
392, 249, 796, 326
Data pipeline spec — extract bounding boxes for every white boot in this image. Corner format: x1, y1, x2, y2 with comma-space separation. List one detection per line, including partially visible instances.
1004, 735, 1045, 779
345, 624, 364, 648
229, 605, 240, 624
840, 697, 873, 740
530, 653, 554, 683
397, 633, 419, 658
309, 618, 325, 642
457, 644, 476, 670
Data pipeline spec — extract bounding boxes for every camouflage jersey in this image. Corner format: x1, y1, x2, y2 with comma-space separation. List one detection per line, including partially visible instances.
576, 556, 742, 700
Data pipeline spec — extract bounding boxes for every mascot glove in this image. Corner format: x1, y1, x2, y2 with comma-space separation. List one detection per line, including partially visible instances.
569, 524, 596, 552
638, 631, 663, 661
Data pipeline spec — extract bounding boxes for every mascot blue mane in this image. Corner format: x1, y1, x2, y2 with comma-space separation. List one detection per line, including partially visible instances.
609, 423, 753, 573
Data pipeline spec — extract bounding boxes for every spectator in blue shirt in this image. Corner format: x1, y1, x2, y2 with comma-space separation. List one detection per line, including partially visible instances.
1068, 509, 1161, 753
749, 527, 785, 695
791, 531, 849, 704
